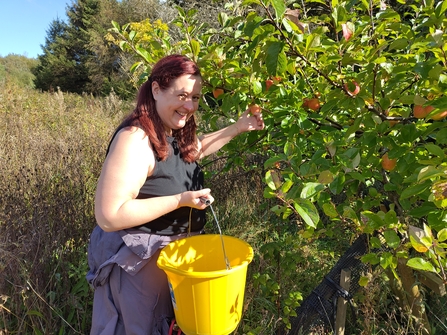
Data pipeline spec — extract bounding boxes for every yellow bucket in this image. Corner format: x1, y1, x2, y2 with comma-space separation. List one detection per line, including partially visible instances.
157, 234, 253, 335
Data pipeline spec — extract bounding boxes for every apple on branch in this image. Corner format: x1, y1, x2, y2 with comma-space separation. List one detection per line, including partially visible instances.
212, 88, 224, 99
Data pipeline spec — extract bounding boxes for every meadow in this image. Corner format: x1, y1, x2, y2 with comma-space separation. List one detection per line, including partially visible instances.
1, 81, 445, 335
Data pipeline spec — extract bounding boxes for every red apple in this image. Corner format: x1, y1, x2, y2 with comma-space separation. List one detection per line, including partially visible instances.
249, 104, 261, 114
342, 23, 353, 41
213, 88, 224, 99
431, 110, 447, 120
307, 98, 320, 111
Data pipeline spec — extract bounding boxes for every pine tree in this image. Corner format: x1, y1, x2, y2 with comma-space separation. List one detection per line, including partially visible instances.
33, 1, 99, 94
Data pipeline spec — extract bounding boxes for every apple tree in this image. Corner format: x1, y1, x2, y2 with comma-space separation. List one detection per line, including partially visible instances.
109, 0, 447, 330
186, 0, 447, 329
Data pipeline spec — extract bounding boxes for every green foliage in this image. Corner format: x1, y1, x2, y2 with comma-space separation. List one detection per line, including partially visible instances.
107, 17, 174, 86
0, 54, 38, 88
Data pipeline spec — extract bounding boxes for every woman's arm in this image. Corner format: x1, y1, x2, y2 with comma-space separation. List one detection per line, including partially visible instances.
95, 127, 212, 232
198, 107, 264, 158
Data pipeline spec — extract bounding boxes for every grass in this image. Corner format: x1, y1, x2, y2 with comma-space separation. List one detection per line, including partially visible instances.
1, 81, 446, 335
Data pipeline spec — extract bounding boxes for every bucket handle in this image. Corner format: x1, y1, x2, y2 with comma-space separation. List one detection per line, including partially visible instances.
209, 203, 232, 271
197, 198, 232, 270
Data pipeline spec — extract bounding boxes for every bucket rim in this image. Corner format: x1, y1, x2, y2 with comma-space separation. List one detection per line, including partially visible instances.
156, 234, 254, 278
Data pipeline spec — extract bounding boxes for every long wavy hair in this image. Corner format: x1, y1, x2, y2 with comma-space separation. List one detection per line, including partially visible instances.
116, 54, 201, 163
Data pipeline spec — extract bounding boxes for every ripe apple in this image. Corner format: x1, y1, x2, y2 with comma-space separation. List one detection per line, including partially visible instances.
265, 79, 274, 91
389, 120, 398, 127
413, 105, 433, 119
381, 153, 397, 171
413, 105, 427, 118
344, 81, 360, 96
249, 104, 261, 114
342, 23, 353, 41
303, 98, 309, 108
430, 110, 447, 121
212, 88, 224, 99
307, 98, 320, 111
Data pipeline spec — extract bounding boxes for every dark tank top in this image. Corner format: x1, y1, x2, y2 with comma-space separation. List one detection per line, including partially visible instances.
136, 136, 206, 235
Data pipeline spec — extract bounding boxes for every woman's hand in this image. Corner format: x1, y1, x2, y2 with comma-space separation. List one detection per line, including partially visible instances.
234, 106, 265, 134
197, 106, 265, 158
178, 188, 214, 209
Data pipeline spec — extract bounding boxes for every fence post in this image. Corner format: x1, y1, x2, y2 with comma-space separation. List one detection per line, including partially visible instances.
335, 269, 351, 335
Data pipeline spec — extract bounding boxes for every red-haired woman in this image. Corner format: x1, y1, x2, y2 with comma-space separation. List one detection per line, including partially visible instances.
86, 54, 264, 335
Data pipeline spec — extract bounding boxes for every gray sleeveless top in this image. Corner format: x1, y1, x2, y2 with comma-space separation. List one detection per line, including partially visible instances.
136, 136, 206, 235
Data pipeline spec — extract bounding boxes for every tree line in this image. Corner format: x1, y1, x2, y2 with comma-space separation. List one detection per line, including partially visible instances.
28, 0, 226, 98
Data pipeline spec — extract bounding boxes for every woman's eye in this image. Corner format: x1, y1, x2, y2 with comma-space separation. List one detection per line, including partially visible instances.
179, 94, 187, 100
193, 96, 200, 102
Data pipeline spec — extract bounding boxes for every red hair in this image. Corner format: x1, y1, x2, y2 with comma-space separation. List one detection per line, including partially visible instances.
117, 54, 201, 162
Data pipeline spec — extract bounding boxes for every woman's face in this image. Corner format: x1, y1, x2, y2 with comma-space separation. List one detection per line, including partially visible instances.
152, 74, 202, 134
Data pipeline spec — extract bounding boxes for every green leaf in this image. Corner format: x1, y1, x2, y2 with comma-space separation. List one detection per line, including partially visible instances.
293, 199, 320, 228
383, 229, 401, 249
218, 12, 229, 27
318, 170, 334, 184
190, 39, 201, 58
406, 258, 437, 273
135, 46, 151, 63
400, 182, 430, 200
343, 206, 359, 224
362, 211, 385, 232
388, 38, 408, 51
129, 61, 143, 74
264, 187, 276, 199
271, 0, 286, 19
438, 228, 447, 242
379, 252, 396, 270
322, 202, 338, 218
265, 42, 287, 75
425, 143, 445, 158
301, 182, 324, 199
27, 310, 44, 317
361, 253, 380, 265
370, 236, 383, 249
252, 80, 262, 95
111, 20, 120, 30
417, 166, 446, 182
435, 0, 447, 18
329, 174, 345, 195
359, 275, 370, 287
264, 155, 285, 169
281, 179, 294, 194
306, 33, 321, 51
265, 170, 277, 190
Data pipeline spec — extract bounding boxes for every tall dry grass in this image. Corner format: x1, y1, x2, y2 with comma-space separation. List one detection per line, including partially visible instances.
0, 82, 129, 334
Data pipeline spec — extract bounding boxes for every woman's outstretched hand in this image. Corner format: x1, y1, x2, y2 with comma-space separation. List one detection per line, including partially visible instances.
235, 106, 265, 134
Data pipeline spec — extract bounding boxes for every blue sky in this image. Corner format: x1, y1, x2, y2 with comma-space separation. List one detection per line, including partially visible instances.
0, 0, 69, 58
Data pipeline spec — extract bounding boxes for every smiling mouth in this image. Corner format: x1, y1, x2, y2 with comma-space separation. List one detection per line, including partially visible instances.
176, 110, 188, 117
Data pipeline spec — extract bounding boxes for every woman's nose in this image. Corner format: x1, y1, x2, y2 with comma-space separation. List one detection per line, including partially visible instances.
184, 100, 195, 112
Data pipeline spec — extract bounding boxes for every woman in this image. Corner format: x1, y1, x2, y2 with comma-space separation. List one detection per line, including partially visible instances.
86, 54, 264, 335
